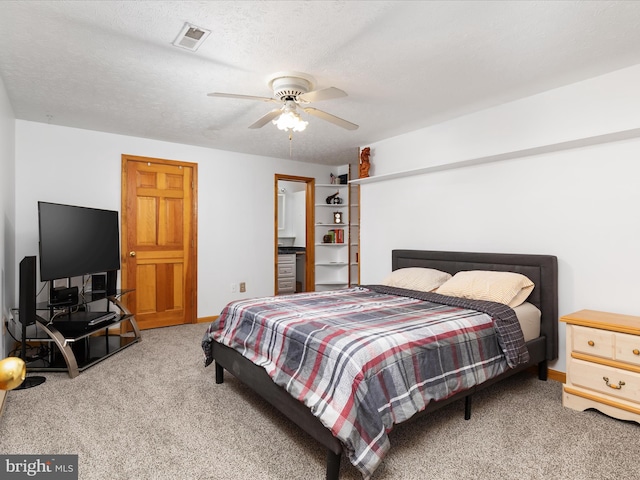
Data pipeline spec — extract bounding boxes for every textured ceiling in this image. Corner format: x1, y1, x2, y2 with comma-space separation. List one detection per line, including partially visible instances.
2, 1, 640, 165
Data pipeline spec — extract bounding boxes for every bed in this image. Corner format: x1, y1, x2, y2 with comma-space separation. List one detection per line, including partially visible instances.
202, 250, 558, 479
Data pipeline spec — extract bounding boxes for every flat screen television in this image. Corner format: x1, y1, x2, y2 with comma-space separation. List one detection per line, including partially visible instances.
38, 201, 121, 282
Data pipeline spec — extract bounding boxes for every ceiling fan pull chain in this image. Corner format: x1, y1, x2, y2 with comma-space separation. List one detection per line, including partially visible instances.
289, 132, 293, 157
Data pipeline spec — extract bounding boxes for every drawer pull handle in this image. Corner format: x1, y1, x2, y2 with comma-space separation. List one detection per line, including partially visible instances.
633, 349, 640, 356
603, 377, 625, 390
587, 340, 595, 347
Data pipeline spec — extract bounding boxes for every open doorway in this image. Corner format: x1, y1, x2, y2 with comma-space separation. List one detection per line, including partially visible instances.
274, 174, 315, 295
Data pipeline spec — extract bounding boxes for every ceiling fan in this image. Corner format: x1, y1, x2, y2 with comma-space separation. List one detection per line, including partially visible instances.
207, 72, 359, 132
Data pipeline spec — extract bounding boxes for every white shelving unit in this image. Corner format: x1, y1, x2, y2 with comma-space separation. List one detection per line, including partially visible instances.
349, 175, 360, 287
315, 183, 350, 291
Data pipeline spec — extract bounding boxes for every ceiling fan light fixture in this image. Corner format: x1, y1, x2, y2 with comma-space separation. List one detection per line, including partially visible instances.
273, 110, 308, 132
208, 71, 358, 131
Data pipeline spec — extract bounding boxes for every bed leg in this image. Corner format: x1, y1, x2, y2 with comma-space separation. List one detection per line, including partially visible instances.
215, 361, 224, 384
326, 450, 341, 480
464, 395, 472, 420
538, 360, 548, 381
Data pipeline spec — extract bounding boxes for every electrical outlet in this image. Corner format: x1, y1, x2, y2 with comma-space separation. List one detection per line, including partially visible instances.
239, 282, 246, 293
230, 283, 237, 293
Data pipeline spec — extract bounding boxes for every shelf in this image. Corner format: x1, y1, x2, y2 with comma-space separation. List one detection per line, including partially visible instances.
29, 328, 139, 373
314, 171, 359, 292
41, 313, 127, 341
349, 127, 640, 185
36, 289, 132, 310
30, 291, 140, 378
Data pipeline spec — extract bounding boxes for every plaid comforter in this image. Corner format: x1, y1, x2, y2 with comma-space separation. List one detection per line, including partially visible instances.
202, 286, 528, 478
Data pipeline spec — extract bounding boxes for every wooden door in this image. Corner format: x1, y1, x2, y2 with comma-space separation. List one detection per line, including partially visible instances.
121, 155, 197, 330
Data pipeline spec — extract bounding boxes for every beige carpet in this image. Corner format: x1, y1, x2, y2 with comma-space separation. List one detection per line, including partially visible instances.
1, 323, 638, 480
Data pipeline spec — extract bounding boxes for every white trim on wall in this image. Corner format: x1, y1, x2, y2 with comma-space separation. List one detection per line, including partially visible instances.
351, 127, 640, 185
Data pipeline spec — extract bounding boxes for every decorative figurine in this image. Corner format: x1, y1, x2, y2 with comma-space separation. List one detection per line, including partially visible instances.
326, 191, 342, 204
359, 147, 371, 178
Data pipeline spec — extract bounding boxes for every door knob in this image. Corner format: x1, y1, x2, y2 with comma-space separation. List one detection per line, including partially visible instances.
129, 251, 136, 257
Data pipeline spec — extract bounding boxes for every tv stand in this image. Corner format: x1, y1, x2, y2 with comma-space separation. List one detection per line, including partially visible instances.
29, 290, 141, 378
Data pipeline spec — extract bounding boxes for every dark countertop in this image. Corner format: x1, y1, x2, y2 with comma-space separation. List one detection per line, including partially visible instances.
278, 247, 306, 254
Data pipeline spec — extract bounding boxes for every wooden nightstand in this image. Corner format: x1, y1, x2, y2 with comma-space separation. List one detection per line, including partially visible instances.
561, 309, 640, 423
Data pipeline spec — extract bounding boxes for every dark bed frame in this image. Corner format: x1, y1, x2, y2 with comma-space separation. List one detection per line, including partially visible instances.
211, 250, 558, 479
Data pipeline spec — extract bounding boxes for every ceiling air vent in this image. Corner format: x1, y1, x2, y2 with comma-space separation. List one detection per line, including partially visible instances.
172, 23, 211, 52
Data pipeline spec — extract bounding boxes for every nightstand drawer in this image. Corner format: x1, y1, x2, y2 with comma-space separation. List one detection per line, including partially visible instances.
572, 325, 614, 359
569, 358, 640, 404
562, 310, 640, 424
616, 331, 640, 366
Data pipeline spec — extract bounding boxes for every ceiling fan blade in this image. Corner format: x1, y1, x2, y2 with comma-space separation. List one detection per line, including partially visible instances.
298, 87, 347, 103
303, 107, 359, 131
207, 92, 279, 103
248, 108, 282, 129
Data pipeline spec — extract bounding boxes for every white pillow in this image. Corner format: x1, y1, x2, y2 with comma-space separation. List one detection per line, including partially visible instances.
382, 267, 452, 292
435, 270, 534, 308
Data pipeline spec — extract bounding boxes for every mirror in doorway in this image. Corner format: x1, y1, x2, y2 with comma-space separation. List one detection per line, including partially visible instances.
277, 181, 306, 248
277, 194, 285, 230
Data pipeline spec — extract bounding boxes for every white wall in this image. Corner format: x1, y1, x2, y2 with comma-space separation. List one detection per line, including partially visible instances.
368, 64, 640, 177
360, 64, 640, 373
290, 190, 307, 247
14, 121, 334, 318
0, 75, 16, 359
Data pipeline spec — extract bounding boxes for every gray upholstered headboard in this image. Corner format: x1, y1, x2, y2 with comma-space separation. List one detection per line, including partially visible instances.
391, 250, 558, 360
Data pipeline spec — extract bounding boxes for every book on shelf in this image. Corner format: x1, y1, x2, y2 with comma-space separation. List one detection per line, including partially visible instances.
322, 228, 344, 244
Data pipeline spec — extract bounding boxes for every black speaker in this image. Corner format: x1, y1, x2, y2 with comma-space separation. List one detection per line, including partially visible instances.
91, 274, 107, 293
19, 256, 37, 326
16, 255, 46, 389
106, 270, 117, 295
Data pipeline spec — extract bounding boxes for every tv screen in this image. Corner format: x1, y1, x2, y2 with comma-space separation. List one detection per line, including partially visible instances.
38, 202, 121, 282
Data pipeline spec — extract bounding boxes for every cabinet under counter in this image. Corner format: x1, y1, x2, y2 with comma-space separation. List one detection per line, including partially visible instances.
277, 254, 296, 295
